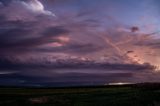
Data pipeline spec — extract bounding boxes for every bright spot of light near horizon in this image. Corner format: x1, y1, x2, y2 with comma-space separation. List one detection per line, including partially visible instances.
107, 82, 133, 85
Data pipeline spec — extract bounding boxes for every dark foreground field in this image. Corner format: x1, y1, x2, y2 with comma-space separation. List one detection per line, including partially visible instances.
1, 84, 160, 106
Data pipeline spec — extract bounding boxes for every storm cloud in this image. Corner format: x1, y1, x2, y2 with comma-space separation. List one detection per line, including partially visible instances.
0, 0, 160, 86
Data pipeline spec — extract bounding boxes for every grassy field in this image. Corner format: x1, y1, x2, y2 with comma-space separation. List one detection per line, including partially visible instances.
0, 85, 160, 106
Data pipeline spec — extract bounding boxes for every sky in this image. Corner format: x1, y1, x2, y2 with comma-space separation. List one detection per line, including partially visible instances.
0, 0, 160, 87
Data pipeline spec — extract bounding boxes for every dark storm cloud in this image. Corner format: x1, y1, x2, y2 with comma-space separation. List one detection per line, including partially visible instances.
0, 56, 155, 72
0, 0, 71, 54
0, 0, 103, 55
0, 0, 129, 57
0, 0, 100, 63
0, 24, 69, 53
0, 56, 156, 86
